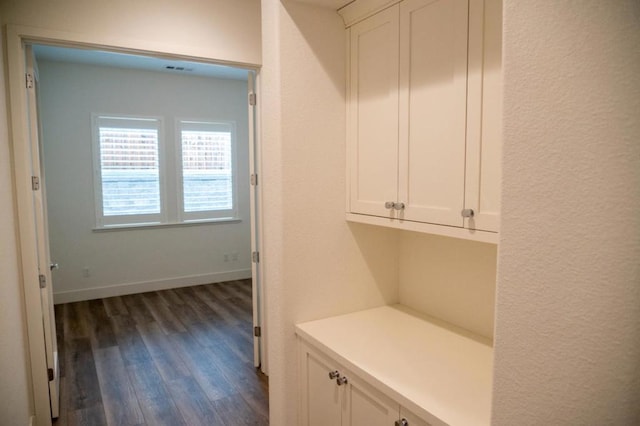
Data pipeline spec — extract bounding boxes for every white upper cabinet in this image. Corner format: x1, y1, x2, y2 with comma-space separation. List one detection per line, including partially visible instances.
343, 0, 502, 242
348, 5, 400, 218
464, 0, 502, 233
398, 0, 469, 227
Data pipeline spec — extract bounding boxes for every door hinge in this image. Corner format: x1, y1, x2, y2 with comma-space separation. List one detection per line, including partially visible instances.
26, 73, 34, 89
250, 173, 258, 186
47, 368, 54, 381
249, 92, 257, 106
31, 176, 40, 191
254, 326, 261, 337
252, 251, 260, 263
39, 274, 46, 289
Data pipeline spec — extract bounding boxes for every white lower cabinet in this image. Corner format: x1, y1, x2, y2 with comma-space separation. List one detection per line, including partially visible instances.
299, 341, 430, 426
398, 408, 431, 426
296, 306, 493, 426
303, 346, 342, 426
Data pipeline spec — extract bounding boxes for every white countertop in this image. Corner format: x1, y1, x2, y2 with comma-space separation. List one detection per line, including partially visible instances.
295, 305, 493, 426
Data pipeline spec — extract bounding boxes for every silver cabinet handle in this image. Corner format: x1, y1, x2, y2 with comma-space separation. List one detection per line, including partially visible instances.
385, 201, 406, 210
328, 371, 340, 380
395, 419, 409, 426
461, 209, 475, 218
336, 376, 348, 386
50, 263, 59, 271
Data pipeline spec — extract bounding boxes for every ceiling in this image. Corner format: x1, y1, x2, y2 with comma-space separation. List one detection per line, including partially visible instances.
32, 44, 249, 81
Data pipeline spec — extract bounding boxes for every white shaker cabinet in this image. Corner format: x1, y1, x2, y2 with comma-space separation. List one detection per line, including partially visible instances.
399, 408, 431, 426
463, 0, 503, 233
347, 5, 400, 219
344, 0, 502, 242
296, 306, 493, 426
302, 345, 341, 426
398, 0, 469, 227
347, 373, 400, 426
299, 340, 429, 426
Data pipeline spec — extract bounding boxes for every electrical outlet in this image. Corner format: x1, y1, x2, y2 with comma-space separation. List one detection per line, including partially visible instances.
82, 267, 90, 278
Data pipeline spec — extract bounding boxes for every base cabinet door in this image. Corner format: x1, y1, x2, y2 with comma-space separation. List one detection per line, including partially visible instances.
302, 347, 342, 426
345, 374, 399, 426
299, 341, 433, 426
398, 407, 432, 426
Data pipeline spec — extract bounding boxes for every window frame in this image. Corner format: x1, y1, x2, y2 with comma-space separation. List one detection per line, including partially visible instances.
176, 119, 239, 223
92, 114, 239, 229
92, 114, 167, 228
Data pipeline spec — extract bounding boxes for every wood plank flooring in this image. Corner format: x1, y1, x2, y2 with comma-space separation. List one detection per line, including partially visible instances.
53, 279, 268, 426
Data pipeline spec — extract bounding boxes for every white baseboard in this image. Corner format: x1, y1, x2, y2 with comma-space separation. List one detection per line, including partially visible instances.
53, 269, 251, 304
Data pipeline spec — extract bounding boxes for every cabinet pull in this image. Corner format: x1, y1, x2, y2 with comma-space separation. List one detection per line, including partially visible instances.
461, 208, 475, 218
395, 419, 409, 426
328, 371, 340, 379
385, 201, 405, 210
336, 376, 349, 386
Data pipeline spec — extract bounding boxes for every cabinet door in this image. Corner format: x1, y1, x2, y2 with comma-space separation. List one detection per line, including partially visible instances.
348, 5, 400, 217
398, 0, 469, 226
344, 374, 399, 426
299, 345, 342, 426
464, 0, 502, 232
399, 406, 433, 426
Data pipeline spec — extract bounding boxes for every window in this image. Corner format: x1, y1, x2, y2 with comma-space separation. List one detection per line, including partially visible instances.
93, 116, 165, 226
93, 115, 237, 228
179, 121, 235, 221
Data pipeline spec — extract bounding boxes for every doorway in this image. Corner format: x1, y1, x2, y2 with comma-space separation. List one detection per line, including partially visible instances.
7, 30, 266, 426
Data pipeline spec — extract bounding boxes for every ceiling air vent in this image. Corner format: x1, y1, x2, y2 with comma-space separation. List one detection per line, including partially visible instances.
164, 65, 194, 72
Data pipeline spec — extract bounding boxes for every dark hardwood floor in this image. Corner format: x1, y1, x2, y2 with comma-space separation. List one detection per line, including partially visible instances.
53, 279, 268, 426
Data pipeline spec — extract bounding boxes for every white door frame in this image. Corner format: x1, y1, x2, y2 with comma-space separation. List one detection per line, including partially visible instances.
5, 25, 265, 426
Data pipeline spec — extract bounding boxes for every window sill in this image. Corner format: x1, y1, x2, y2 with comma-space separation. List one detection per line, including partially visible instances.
93, 217, 242, 232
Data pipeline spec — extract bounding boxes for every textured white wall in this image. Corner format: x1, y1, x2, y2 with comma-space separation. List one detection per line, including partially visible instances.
0, 0, 261, 66
399, 232, 497, 339
37, 60, 251, 302
493, 1, 640, 424
261, 1, 400, 424
0, 22, 32, 426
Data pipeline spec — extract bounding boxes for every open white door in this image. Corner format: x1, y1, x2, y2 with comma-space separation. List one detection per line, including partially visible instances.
247, 71, 262, 367
25, 45, 60, 419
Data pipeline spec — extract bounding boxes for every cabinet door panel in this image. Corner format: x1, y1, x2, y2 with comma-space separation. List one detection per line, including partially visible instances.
400, 406, 434, 426
345, 375, 399, 426
348, 5, 400, 217
301, 348, 342, 426
464, 0, 502, 232
398, 0, 468, 226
